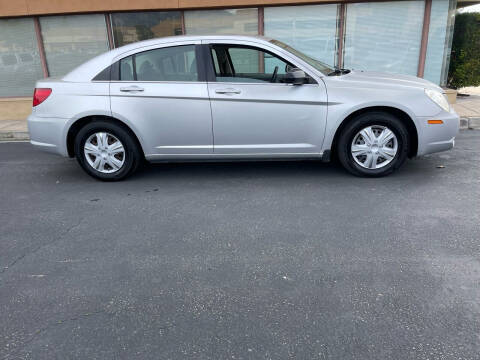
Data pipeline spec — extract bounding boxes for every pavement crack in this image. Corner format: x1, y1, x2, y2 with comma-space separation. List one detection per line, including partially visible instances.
0, 217, 85, 275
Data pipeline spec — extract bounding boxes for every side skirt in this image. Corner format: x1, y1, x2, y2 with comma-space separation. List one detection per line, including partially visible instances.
145, 152, 329, 163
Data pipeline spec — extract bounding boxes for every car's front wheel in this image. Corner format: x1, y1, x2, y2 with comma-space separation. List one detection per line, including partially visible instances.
74, 121, 141, 181
337, 111, 410, 177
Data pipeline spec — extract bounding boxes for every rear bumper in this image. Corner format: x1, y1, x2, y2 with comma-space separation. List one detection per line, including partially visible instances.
416, 110, 460, 156
27, 114, 69, 157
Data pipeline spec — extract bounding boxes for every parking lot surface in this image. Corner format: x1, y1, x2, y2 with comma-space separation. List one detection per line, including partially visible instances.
1, 130, 479, 359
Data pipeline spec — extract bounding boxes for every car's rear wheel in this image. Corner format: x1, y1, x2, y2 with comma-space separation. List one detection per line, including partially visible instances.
337, 111, 410, 177
74, 121, 141, 181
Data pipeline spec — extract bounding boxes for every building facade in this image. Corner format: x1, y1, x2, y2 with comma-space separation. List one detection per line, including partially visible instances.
0, 0, 461, 118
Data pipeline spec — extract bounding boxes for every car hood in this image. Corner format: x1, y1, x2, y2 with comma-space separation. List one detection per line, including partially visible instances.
338, 70, 443, 92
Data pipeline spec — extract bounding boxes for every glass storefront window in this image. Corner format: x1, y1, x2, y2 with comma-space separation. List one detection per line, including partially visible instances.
0, 18, 44, 97
40, 14, 109, 77
111, 12, 183, 47
344, 1, 424, 76
264, 5, 339, 67
424, 0, 456, 85
185, 8, 258, 35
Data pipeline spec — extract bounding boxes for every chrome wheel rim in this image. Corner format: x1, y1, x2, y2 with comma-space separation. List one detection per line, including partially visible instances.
351, 125, 398, 170
84, 132, 125, 174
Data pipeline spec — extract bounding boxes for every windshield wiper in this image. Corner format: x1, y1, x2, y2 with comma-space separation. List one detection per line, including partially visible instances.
328, 68, 351, 76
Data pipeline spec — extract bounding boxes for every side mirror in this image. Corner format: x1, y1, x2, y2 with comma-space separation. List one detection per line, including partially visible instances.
285, 68, 307, 85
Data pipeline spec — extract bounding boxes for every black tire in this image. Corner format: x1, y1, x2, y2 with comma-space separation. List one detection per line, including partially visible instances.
336, 111, 410, 177
74, 121, 142, 181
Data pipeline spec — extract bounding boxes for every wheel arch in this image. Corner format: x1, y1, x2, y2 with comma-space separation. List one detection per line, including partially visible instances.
66, 115, 145, 158
330, 106, 418, 158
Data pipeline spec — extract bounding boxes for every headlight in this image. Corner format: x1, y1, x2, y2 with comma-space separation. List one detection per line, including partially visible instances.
425, 89, 450, 112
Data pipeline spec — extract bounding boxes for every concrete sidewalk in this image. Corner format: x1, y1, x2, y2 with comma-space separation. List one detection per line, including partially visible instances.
453, 94, 480, 129
1, 95, 479, 141
0, 119, 29, 141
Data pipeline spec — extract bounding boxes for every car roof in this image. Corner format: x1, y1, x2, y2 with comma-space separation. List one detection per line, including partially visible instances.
126, 34, 271, 46
63, 35, 274, 82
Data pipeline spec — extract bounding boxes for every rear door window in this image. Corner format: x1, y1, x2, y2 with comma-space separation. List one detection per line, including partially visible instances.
120, 56, 134, 81
119, 45, 198, 82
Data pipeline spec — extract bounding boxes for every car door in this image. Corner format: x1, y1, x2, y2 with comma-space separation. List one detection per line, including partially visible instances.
203, 40, 328, 155
110, 42, 213, 157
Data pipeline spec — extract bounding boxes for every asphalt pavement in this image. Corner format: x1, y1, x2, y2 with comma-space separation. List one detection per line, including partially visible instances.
1, 130, 479, 359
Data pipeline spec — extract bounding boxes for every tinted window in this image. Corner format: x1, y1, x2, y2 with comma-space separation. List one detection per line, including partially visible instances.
135, 45, 198, 82
211, 48, 221, 74
93, 65, 112, 81
120, 56, 134, 81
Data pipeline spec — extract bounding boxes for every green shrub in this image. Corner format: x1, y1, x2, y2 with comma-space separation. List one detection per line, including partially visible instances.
448, 12, 480, 89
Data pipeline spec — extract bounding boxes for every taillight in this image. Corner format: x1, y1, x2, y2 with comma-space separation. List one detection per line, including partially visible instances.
33, 88, 52, 107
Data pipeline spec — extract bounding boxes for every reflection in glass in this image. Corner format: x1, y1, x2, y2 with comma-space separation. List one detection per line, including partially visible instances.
270, 39, 334, 74
40, 14, 109, 77
424, 0, 456, 85
111, 12, 183, 47
210, 45, 301, 83
135, 46, 197, 82
0, 18, 44, 96
343, 1, 424, 76
120, 56, 134, 81
185, 8, 258, 35
264, 5, 339, 67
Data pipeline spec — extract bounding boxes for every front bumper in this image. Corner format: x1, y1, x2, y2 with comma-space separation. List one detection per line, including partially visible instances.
416, 110, 460, 156
27, 114, 69, 157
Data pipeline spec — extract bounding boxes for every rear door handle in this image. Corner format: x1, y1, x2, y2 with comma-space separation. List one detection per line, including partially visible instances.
215, 88, 241, 95
120, 86, 144, 92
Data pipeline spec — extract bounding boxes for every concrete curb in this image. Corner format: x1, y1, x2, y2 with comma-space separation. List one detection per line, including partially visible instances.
0, 131, 30, 141
460, 117, 480, 130
467, 117, 480, 130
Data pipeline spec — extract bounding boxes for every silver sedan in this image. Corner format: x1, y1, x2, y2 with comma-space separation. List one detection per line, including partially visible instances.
28, 35, 459, 180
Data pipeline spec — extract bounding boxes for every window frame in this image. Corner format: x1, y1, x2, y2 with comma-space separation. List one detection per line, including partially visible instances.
202, 43, 318, 85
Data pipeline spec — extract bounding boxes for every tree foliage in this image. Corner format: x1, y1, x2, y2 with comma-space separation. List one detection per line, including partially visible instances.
448, 12, 480, 89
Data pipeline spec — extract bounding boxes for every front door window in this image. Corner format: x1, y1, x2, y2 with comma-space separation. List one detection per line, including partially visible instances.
210, 45, 304, 84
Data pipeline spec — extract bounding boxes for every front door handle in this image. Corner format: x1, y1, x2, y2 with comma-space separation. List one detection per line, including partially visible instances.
215, 88, 241, 95
120, 86, 144, 92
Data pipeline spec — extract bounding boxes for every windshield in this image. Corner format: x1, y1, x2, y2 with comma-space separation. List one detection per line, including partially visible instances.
269, 39, 335, 74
